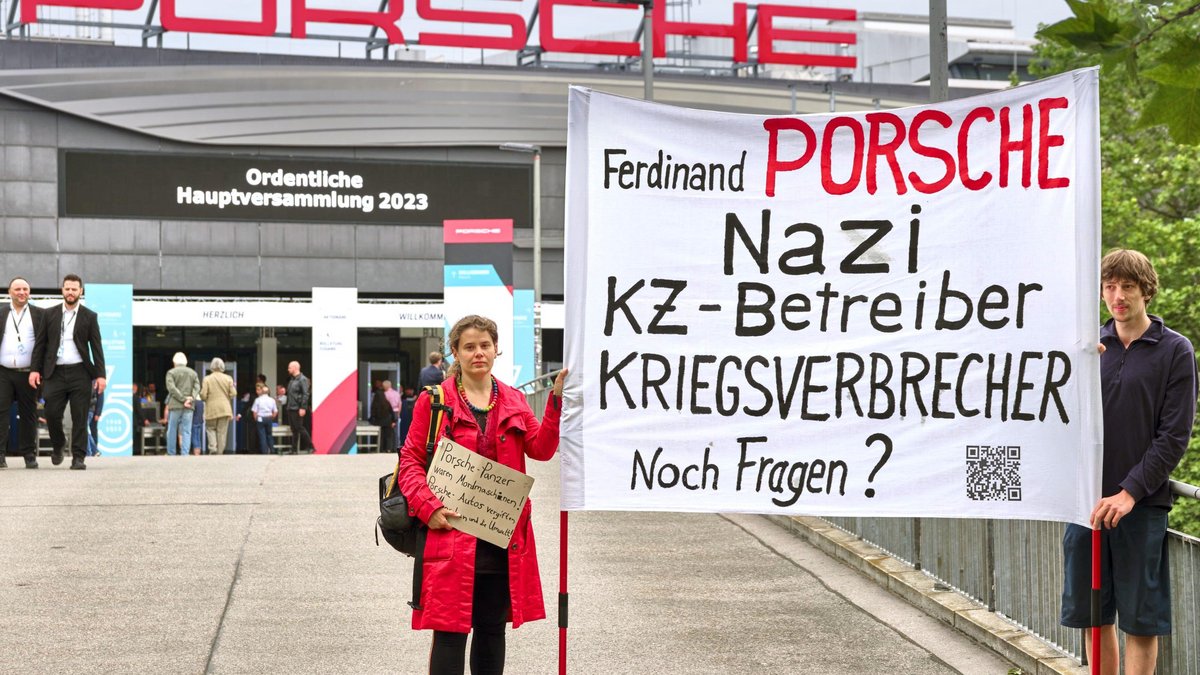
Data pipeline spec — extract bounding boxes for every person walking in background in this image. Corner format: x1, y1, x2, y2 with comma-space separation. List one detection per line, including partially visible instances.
398, 385, 415, 445
368, 381, 396, 454
244, 374, 268, 454
235, 389, 252, 453
285, 361, 314, 454
29, 274, 106, 471
382, 379, 401, 447
367, 378, 381, 419
397, 315, 567, 675
86, 385, 103, 457
0, 276, 45, 469
250, 383, 277, 454
418, 351, 445, 388
131, 382, 151, 456
164, 352, 199, 457
190, 398, 206, 455
382, 379, 399, 415
200, 358, 236, 454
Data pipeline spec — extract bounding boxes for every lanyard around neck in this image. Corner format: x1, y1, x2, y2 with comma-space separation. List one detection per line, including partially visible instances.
61, 309, 77, 341
10, 307, 25, 341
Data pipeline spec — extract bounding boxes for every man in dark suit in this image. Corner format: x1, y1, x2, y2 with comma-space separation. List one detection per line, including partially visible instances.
29, 274, 106, 470
418, 351, 445, 388
0, 276, 46, 469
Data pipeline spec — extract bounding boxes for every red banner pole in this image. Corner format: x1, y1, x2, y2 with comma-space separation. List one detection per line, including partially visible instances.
559, 510, 568, 675
1090, 527, 1101, 675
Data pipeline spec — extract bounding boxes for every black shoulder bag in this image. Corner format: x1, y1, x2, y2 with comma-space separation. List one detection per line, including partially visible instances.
375, 384, 450, 557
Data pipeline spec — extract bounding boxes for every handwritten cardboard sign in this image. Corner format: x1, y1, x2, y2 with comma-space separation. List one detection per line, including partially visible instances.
427, 438, 535, 548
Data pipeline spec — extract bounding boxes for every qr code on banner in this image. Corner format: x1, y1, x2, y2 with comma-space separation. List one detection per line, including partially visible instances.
965, 445, 1022, 501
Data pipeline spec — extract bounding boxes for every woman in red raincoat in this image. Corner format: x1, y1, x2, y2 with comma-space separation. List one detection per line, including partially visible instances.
397, 314, 566, 675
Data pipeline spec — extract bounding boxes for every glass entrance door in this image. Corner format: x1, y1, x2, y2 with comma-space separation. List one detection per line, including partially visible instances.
359, 361, 400, 422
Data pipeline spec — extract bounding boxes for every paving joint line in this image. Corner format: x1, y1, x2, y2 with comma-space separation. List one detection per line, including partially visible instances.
204, 463, 274, 674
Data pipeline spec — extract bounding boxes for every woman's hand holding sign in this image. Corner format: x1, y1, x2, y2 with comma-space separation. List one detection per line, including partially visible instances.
429, 506, 460, 530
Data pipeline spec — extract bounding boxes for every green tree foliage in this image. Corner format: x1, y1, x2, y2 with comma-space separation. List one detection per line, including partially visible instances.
1035, 1, 1200, 536
1038, 0, 1200, 144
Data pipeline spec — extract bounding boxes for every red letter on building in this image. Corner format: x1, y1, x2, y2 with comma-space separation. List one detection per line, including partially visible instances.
652, 1, 748, 62
162, 0, 276, 36
22, 0, 142, 25
539, 0, 639, 57
757, 5, 856, 68
417, 0, 524, 50
292, 0, 404, 44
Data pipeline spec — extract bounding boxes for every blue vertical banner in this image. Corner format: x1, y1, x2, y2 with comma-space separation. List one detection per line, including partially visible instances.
513, 290, 535, 386
88, 284, 133, 456
443, 220, 516, 383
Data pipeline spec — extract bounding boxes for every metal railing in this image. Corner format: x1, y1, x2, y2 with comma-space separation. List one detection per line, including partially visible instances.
515, 370, 562, 420
825, 479, 1200, 674
520, 374, 1198, 672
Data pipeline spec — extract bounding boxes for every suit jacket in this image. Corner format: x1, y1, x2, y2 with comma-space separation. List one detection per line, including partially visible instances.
32, 303, 106, 380
0, 303, 45, 361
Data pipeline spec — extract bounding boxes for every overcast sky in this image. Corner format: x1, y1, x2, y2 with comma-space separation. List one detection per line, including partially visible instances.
98, 0, 1072, 62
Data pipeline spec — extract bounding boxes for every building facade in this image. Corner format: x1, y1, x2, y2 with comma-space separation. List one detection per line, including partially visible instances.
0, 35, 940, 417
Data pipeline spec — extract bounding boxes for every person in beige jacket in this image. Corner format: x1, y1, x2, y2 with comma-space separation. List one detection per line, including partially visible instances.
199, 358, 236, 454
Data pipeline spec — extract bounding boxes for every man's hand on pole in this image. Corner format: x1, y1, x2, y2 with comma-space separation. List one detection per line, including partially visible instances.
1090, 489, 1134, 529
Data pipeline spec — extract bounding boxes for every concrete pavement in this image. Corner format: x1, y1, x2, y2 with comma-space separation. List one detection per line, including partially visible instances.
0, 453, 1026, 674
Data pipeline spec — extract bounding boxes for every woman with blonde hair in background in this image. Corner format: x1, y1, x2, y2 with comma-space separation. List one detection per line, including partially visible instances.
199, 358, 236, 454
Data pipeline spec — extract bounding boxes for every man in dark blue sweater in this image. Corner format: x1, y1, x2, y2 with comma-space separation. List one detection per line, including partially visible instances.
1061, 249, 1197, 675
418, 351, 445, 388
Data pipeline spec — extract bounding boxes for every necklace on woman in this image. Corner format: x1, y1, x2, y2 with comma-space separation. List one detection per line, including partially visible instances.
459, 375, 499, 413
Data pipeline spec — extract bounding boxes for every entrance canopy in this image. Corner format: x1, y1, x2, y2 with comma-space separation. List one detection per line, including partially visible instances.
127, 297, 565, 330
0, 64, 914, 148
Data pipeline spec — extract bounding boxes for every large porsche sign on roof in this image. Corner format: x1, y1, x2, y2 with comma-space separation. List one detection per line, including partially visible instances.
16, 0, 857, 69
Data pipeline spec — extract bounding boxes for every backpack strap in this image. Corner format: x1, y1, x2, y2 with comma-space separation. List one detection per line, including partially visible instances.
384, 384, 449, 499
424, 384, 450, 454
409, 384, 450, 611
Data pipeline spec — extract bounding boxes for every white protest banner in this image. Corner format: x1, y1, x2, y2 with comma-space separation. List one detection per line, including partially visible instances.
428, 438, 535, 548
562, 69, 1102, 526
